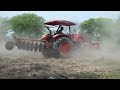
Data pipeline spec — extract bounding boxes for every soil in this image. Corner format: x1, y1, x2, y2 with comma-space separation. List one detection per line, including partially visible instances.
0, 42, 120, 79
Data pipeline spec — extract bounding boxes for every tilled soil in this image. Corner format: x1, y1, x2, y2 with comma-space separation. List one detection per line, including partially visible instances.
0, 42, 120, 79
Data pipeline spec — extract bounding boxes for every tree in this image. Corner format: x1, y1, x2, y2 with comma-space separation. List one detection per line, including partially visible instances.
9, 13, 45, 38
113, 15, 120, 44
0, 17, 11, 41
79, 17, 113, 41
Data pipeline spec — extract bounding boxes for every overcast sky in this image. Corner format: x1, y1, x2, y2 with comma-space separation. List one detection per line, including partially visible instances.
0, 11, 120, 23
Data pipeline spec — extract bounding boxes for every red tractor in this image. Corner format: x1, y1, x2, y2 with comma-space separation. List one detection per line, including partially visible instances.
5, 20, 100, 58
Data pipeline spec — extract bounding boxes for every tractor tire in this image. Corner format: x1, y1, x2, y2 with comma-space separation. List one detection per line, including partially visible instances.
34, 42, 38, 52
5, 41, 14, 50
52, 36, 73, 58
26, 42, 30, 51
30, 42, 34, 51
21, 41, 26, 51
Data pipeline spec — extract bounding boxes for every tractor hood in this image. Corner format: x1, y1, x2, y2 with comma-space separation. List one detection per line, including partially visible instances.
39, 34, 50, 42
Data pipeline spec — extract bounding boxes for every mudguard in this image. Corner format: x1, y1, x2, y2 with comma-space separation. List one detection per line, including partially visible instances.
53, 34, 71, 40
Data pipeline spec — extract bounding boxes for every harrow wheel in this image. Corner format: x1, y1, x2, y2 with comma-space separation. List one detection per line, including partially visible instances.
39, 43, 42, 52
21, 41, 26, 51
26, 42, 30, 51
34, 42, 38, 52
30, 42, 34, 51
5, 41, 14, 50
17, 41, 22, 50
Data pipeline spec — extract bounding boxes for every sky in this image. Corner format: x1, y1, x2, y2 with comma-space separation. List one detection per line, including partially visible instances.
0, 11, 120, 23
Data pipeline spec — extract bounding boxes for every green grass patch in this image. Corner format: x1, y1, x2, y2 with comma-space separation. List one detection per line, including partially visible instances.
71, 71, 120, 79
98, 71, 120, 79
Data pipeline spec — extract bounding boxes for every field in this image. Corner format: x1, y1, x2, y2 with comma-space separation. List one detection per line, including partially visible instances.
0, 42, 120, 79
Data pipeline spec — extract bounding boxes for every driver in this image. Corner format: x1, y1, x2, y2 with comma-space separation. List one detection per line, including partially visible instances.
57, 27, 64, 34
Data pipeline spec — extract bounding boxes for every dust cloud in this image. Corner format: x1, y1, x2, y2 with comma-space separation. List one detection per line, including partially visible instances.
70, 18, 120, 63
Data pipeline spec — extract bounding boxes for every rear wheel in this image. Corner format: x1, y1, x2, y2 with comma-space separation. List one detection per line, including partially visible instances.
52, 36, 73, 58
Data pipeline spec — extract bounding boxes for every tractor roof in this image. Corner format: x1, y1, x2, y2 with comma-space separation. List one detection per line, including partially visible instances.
44, 20, 76, 26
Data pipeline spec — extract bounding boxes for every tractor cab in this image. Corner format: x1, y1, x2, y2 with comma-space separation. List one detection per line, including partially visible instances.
44, 20, 76, 35
43, 20, 83, 44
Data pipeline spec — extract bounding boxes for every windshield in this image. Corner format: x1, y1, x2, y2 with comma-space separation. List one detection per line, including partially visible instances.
45, 25, 60, 35
44, 24, 79, 35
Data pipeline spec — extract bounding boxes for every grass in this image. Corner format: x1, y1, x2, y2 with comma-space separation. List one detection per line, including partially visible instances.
98, 71, 120, 79
70, 71, 120, 79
